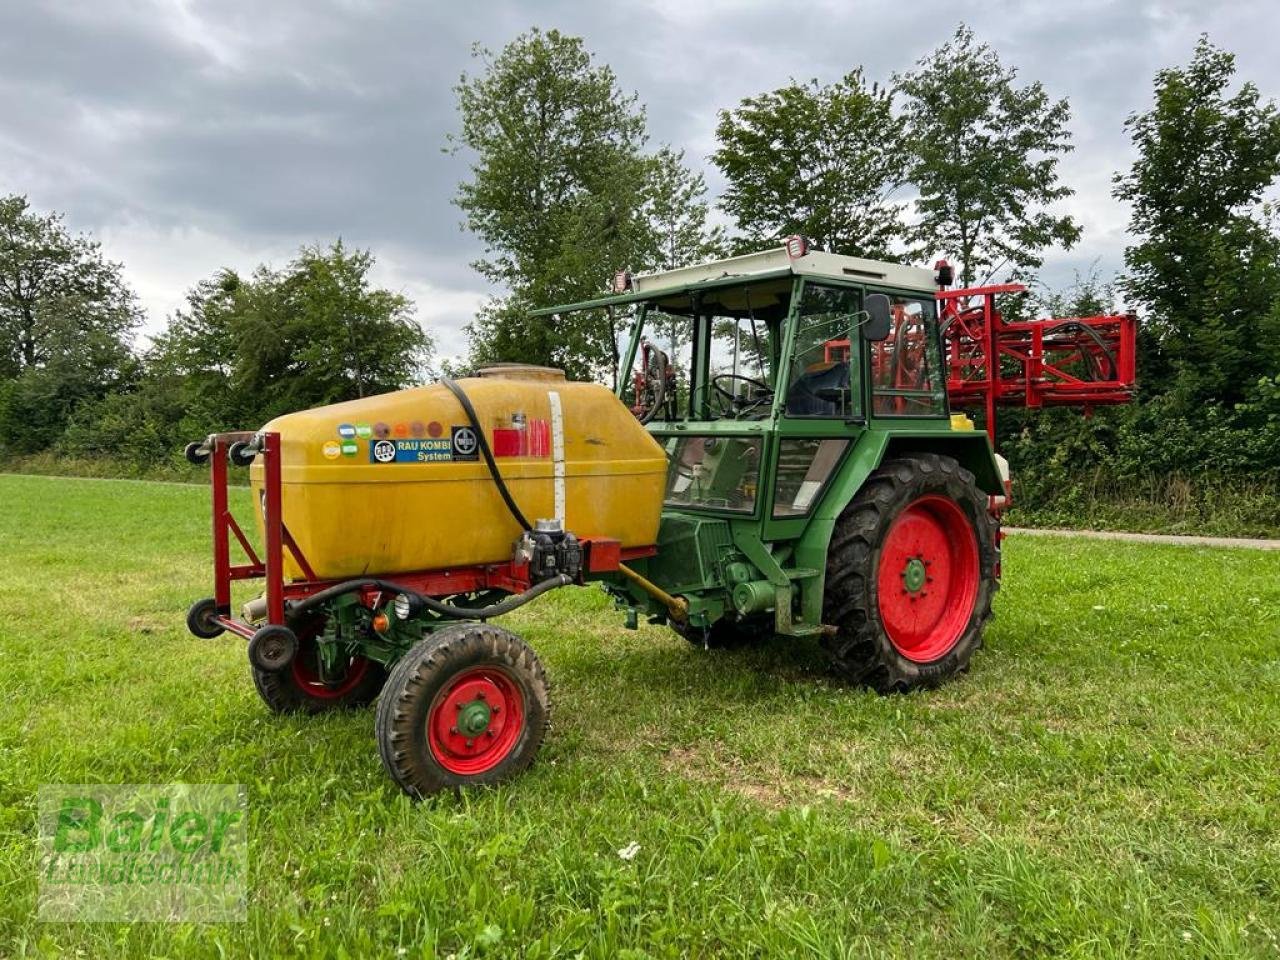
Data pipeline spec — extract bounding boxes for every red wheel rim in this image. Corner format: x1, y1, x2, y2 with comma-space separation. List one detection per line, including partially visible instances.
290, 637, 373, 701
876, 494, 979, 663
427, 667, 525, 775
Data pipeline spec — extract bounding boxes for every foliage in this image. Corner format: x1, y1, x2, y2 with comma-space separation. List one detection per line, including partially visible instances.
231, 242, 430, 419
712, 70, 907, 257
451, 29, 651, 380
1028, 263, 1116, 319
54, 241, 433, 467
451, 30, 722, 384
896, 26, 1081, 287
0, 195, 141, 452
639, 147, 728, 273
1113, 36, 1280, 408
154, 241, 429, 427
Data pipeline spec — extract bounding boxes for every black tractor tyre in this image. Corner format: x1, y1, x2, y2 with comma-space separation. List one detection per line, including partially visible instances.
186, 597, 225, 639
822, 453, 998, 694
375, 622, 550, 799
252, 633, 387, 715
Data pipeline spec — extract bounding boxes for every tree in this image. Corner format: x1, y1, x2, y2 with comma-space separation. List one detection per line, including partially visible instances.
239, 242, 432, 418
1031, 264, 1116, 318
896, 26, 1081, 288
640, 147, 727, 273
712, 70, 907, 257
451, 29, 655, 380
1113, 37, 1280, 407
148, 241, 433, 432
0, 195, 141, 451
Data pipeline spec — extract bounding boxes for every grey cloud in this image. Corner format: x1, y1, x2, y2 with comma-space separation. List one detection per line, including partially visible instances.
2, 0, 1277, 352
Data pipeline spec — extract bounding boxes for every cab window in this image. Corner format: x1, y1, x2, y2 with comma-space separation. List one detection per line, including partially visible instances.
784, 283, 862, 419
870, 296, 947, 416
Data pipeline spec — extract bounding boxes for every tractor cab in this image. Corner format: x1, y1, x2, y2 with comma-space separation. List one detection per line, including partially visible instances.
535, 238, 962, 527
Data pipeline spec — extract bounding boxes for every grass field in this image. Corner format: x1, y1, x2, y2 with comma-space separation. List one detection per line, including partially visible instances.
1, 473, 1279, 958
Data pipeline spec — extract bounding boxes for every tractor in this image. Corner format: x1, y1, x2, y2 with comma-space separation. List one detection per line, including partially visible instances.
184, 238, 1135, 797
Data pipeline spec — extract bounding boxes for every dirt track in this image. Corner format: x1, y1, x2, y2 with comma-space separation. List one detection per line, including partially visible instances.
1004, 526, 1280, 550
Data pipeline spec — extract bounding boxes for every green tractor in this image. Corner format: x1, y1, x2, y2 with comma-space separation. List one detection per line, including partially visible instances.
187, 239, 1009, 797
549, 240, 1002, 691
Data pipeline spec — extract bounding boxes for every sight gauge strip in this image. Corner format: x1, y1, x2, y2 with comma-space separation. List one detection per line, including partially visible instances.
548, 390, 566, 522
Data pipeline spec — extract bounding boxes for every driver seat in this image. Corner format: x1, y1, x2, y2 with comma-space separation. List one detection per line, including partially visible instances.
785, 361, 850, 416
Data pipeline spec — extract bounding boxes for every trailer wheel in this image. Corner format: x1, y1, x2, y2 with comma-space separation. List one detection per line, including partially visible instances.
823, 453, 997, 693
253, 631, 386, 714
375, 622, 550, 798
227, 440, 256, 466
186, 597, 225, 639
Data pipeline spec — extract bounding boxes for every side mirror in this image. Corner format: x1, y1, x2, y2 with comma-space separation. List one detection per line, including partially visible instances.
862, 293, 892, 341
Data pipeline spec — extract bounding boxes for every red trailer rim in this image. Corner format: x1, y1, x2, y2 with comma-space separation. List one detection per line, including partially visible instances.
876, 494, 980, 663
291, 643, 373, 700
427, 667, 525, 775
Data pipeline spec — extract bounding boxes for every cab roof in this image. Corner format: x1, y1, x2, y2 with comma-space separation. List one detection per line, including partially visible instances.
530, 244, 937, 316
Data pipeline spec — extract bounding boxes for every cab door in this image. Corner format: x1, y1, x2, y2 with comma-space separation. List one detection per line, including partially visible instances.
762, 279, 865, 541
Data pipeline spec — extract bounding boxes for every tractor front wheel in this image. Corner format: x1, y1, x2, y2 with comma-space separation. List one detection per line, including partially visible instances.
375, 622, 550, 798
823, 453, 997, 693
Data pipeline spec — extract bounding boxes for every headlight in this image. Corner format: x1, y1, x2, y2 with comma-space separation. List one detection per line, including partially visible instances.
393, 593, 413, 620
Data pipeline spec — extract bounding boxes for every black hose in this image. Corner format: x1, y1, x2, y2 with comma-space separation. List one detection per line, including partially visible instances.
440, 377, 533, 532
287, 574, 572, 624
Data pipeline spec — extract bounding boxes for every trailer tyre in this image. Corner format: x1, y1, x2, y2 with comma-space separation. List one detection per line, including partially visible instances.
375, 622, 550, 798
823, 453, 997, 693
253, 630, 387, 714
248, 624, 297, 672
186, 597, 224, 639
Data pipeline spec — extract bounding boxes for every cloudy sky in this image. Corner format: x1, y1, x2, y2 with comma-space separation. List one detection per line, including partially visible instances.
1, 1, 1273, 363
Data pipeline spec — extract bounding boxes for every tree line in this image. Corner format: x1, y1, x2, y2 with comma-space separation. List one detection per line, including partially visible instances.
0, 26, 1277, 522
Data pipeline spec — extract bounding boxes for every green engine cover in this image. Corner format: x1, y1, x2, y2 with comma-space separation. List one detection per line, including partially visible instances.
644, 514, 736, 595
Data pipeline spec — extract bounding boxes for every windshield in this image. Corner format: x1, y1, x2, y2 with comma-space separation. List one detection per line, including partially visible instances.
622, 277, 792, 422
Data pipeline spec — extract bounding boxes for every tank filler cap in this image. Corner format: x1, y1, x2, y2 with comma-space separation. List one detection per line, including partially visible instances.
475, 364, 566, 382
534, 518, 564, 534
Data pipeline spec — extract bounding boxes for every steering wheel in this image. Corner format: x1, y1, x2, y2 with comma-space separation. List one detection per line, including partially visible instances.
710, 373, 772, 416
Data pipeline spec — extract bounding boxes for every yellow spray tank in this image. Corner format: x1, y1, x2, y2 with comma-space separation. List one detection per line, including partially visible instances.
249, 365, 668, 580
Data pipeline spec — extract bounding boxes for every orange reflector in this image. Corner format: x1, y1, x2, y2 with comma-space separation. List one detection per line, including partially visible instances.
372, 611, 390, 634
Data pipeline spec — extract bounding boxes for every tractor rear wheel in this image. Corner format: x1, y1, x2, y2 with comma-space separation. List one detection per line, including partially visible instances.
252, 629, 386, 714
822, 453, 997, 693
375, 622, 550, 798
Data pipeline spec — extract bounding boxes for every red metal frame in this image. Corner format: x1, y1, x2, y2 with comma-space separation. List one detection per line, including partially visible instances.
823, 284, 1137, 444
938, 284, 1136, 443
204, 431, 655, 639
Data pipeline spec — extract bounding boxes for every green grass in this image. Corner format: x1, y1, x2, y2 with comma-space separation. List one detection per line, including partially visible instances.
1, 473, 1279, 958
1007, 471, 1280, 540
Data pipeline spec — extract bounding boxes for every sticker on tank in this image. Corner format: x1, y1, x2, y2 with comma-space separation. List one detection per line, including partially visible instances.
368, 438, 454, 463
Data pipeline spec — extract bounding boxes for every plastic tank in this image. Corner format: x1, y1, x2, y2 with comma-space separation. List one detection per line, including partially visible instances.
249, 366, 668, 580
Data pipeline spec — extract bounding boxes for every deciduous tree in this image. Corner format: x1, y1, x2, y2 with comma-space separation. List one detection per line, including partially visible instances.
896, 26, 1081, 287
148, 242, 432, 431
0, 195, 141, 451
712, 70, 906, 257
1113, 36, 1280, 407
451, 29, 653, 379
